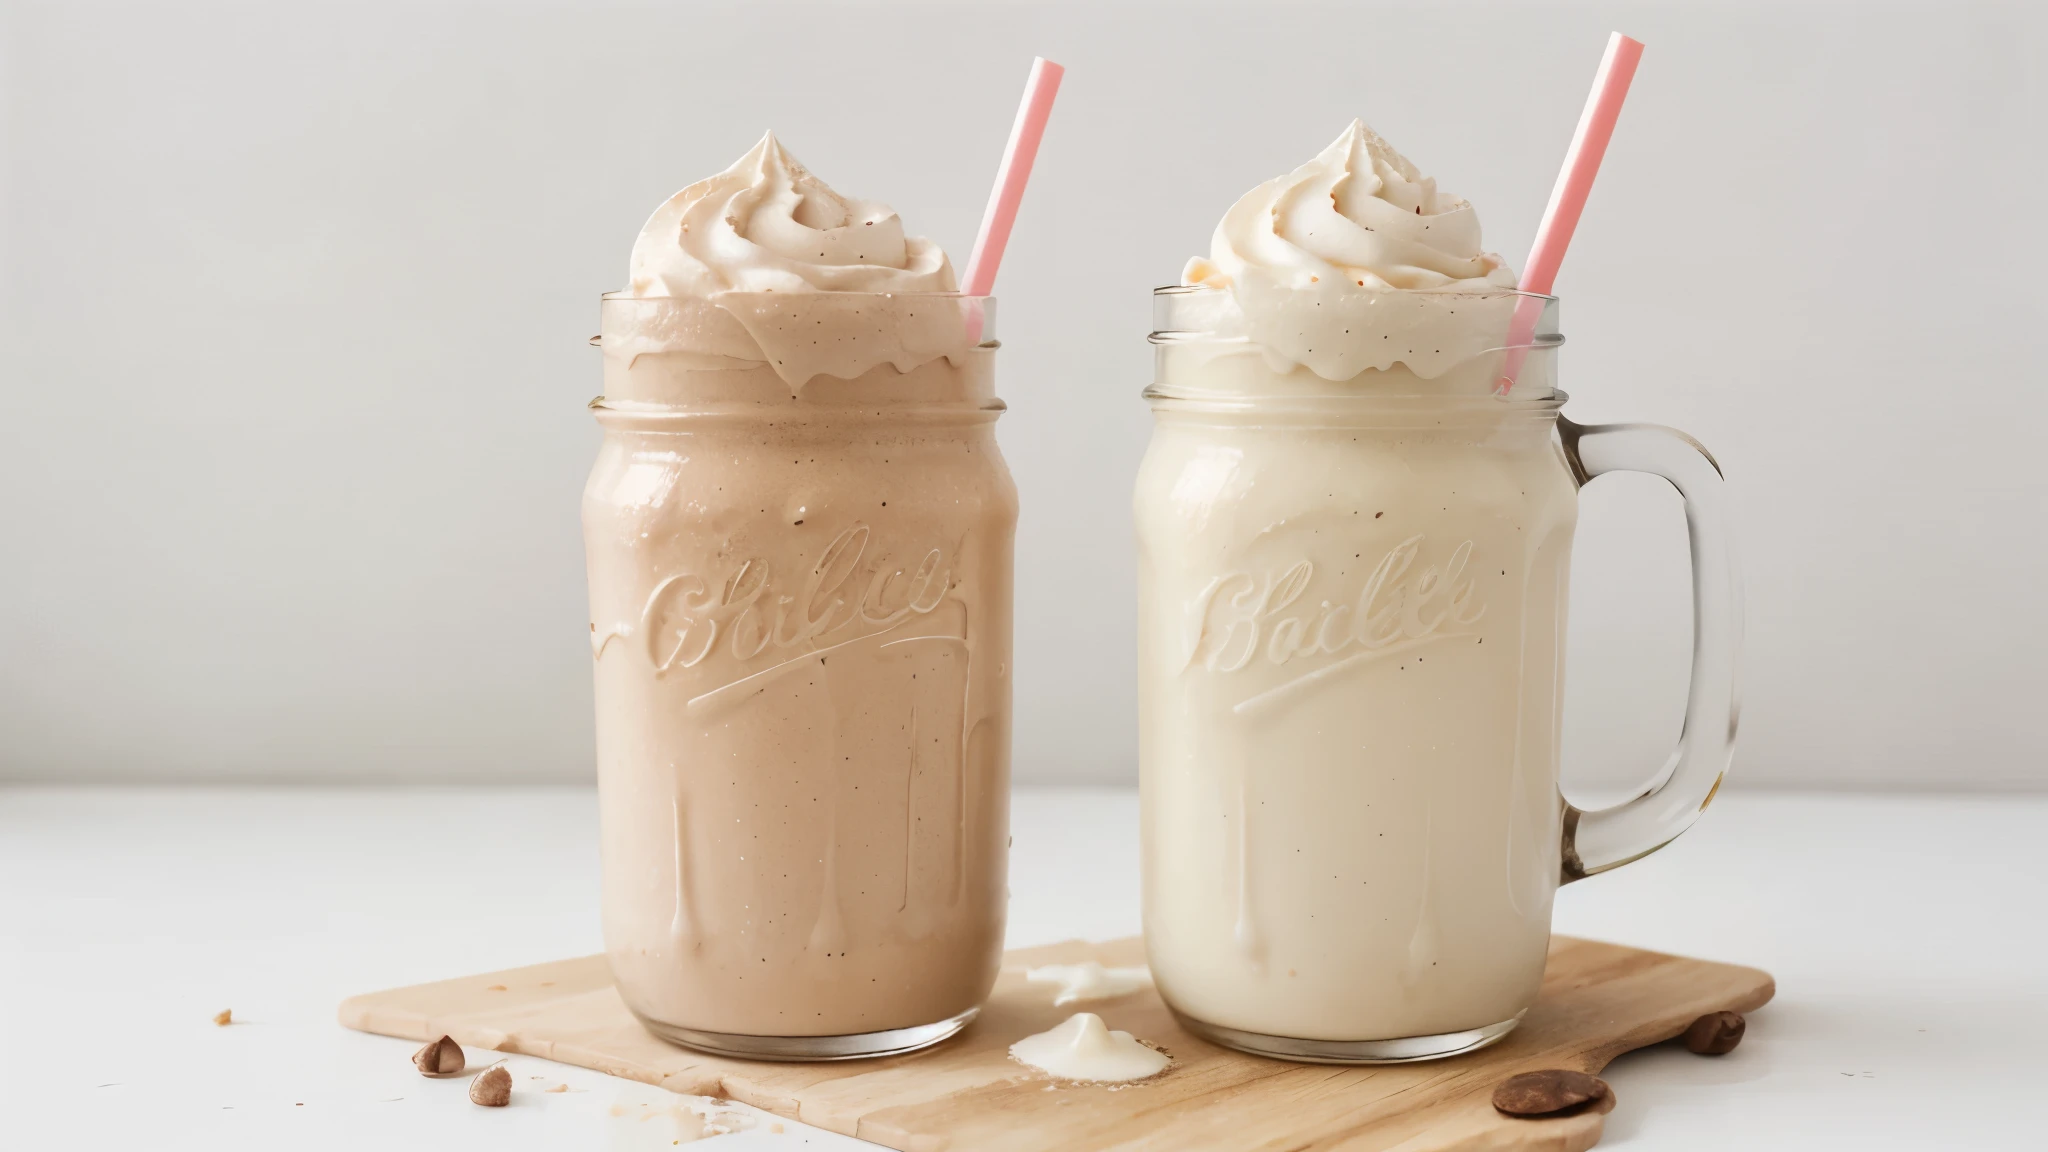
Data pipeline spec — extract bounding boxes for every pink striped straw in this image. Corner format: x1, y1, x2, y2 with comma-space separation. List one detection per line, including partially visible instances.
961, 57, 1065, 299
1498, 32, 1645, 394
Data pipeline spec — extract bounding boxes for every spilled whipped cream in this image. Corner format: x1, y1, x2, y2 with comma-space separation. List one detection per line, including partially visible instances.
1009, 1014, 1170, 1083
1179, 120, 1522, 384
1025, 962, 1152, 1007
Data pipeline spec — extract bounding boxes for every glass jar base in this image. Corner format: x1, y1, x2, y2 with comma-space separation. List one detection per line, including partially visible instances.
1172, 1009, 1525, 1065
630, 1005, 979, 1062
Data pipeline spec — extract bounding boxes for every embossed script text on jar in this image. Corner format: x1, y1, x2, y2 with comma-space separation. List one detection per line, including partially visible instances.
1184, 535, 1487, 716
634, 523, 954, 674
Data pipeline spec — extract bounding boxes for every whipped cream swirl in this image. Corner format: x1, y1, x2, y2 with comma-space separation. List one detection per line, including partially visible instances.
610, 133, 974, 391
630, 131, 956, 297
1187, 119, 1516, 294
1180, 121, 1521, 384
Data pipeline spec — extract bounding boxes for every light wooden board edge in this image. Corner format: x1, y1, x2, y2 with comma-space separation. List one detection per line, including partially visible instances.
339, 936, 1775, 1152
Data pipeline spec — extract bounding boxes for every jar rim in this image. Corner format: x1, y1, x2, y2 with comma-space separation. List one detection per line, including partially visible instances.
1140, 385, 1569, 413
602, 290, 994, 303
1151, 284, 1555, 304
588, 396, 1008, 425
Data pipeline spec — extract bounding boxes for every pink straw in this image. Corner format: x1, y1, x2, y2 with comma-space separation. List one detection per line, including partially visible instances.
1499, 32, 1644, 393
961, 57, 1064, 298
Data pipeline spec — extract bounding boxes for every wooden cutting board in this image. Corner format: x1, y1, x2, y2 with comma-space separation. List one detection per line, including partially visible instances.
340, 935, 1772, 1151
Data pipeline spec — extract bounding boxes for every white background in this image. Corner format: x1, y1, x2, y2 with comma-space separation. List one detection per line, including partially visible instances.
3, 0, 2043, 790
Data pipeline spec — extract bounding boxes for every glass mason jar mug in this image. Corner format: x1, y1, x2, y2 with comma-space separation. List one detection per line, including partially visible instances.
584, 292, 1017, 1060
1135, 287, 1739, 1063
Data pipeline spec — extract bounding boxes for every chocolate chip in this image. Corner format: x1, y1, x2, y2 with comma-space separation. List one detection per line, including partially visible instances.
413, 1035, 466, 1078
469, 1065, 511, 1107
1683, 1010, 1746, 1055
1491, 1069, 1614, 1117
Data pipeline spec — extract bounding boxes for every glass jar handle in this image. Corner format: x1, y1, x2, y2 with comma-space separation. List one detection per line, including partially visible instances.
1556, 416, 1743, 881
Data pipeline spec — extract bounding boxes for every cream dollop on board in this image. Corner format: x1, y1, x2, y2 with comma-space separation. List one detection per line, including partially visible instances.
1009, 1013, 1170, 1083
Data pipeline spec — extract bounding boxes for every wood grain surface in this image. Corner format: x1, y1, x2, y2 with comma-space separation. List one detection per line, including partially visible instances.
339, 936, 1773, 1151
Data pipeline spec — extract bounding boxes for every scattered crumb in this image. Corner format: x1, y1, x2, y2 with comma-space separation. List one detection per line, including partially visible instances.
543, 1083, 573, 1093
769, 1122, 784, 1134
608, 1095, 758, 1142
469, 1065, 512, 1107
485, 985, 508, 992
213, 1009, 233, 1026
413, 1035, 466, 1077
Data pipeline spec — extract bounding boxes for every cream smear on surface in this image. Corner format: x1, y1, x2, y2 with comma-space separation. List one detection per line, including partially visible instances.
1024, 962, 1152, 1007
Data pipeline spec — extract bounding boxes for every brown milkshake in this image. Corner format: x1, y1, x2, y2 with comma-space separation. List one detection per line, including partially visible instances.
584, 135, 1015, 1059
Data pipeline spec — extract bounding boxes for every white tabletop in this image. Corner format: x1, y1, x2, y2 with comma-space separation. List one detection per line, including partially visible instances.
2, 787, 2039, 1150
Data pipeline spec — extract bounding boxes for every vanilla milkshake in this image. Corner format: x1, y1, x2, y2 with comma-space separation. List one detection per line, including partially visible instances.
586, 135, 1015, 1059
1137, 121, 1737, 1062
